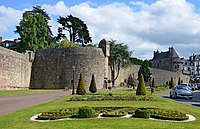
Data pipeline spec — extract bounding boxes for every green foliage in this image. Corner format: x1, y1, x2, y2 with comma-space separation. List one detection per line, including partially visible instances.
136, 74, 146, 95
109, 39, 133, 86
169, 77, 175, 89
130, 57, 152, 67
15, 6, 55, 52
152, 78, 156, 88
76, 73, 86, 95
57, 14, 92, 46
138, 60, 151, 84
89, 74, 97, 93
178, 77, 181, 85
135, 108, 150, 119
78, 106, 96, 118
60, 37, 76, 48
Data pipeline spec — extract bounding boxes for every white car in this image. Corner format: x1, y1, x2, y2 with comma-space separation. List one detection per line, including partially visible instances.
170, 85, 193, 99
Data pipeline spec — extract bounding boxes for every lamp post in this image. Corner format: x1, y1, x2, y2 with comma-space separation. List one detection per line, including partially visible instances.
72, 65, 75, 94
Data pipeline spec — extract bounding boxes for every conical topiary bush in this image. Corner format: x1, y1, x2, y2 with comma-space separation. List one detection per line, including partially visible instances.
76, 73, 86, 95
152, 78, 156, 88
169, 77, 175, 89
136, 73, 146, 95
89, 74, 97, 93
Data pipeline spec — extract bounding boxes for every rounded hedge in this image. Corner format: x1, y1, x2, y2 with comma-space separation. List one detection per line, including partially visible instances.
78, 106, 96, 118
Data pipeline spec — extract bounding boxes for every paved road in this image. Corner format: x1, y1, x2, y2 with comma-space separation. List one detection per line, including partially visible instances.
0, 90, 71, 116
157, 90, 200, 108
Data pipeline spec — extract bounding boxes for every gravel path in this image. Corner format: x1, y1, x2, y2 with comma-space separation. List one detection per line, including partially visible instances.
0, 90, 71, 116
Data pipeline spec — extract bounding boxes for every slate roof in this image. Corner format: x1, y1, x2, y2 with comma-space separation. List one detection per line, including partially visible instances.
152, 47, 179, 60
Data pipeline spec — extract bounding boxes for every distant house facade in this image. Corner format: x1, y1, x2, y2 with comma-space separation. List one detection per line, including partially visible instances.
183, 54, 200, 80
151, 47, 183, 72
0, 37, 20, 50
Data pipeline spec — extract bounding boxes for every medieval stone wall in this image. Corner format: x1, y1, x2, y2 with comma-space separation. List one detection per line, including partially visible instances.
0, 47, 32, 89
30, 47, 105, 90
111, 65, 189, 86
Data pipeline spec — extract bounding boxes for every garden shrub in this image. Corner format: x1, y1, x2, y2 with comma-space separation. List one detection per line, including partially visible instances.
134, 108, 150, 119
136, 74, 146, 95
78, 106, 96, 118
89, 74, 97, 93
169, 77, 175, 89
76, 73, 86, 95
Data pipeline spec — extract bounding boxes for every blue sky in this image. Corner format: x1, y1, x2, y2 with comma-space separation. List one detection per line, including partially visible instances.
1, 0, 200, 59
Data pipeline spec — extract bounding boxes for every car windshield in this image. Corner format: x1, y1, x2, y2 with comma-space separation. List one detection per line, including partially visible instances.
176, 86, 189, 90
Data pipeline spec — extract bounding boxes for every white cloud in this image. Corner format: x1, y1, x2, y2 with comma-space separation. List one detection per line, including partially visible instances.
0, 6, 22, 36
2, 0, 200, 59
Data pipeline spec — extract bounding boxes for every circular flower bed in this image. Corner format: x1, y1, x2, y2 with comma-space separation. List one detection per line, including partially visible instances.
35, 106, 191, 122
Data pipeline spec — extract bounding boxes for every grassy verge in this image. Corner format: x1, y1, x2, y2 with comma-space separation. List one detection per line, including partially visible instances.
0, 89, 61, 96
0, 89, 199, 129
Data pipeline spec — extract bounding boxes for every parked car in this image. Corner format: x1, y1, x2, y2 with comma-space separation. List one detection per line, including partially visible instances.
190, 83, 198, 90
170, 85, 193, 99
180, 83, 193, 91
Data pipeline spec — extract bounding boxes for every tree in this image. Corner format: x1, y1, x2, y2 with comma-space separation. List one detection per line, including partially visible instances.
57, 14, 92, 46
15, 6, 55, 52
152, 78, 156, 88
169, 77, 175, 89
76, 73, 86, 95
109, 39, 133, 86
89, 74, 97, 93
138, 60, 152, 85
178, 77, 181, 85
136, 74, 146, 95
60, 37, 76, 48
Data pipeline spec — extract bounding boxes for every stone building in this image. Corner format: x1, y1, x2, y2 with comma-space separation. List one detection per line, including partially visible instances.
183, 54, 200, 80
151, 47, 183, 72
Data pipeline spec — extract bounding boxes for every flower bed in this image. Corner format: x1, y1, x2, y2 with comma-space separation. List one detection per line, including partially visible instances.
133, 108, 189, 121
36, 107, 189, 121
68, 95, 155, 101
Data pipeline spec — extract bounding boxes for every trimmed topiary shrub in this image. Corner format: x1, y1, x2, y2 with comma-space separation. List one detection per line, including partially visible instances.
152, 78, 156, 88
136, 74, 146, 95
78, 106, 96, 118
89, 74, 97, 93
134, 108, 150, 119
76, 73, 86, 95
169, 77, 175, 89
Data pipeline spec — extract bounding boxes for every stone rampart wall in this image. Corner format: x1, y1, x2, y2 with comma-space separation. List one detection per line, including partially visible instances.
30, 47, 105, 90
111, 65, 189, 86
0, 47, 32, 89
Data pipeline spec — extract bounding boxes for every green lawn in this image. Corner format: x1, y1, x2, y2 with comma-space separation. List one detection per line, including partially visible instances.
0, 89, 199, 129
0, 89, 61, 96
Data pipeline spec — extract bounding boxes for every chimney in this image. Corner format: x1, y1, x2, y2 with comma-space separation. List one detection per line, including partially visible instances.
0, 37, 2, 43
14, 39, 18, 43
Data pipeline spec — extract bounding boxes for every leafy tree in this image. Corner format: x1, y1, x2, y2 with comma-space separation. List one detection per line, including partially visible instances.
57, 14, 92, 46
89, 74, 97, 93
109, 39, 133, 86
15, 6, 55, 52
60, 37, 76, 48
178, 77, 181, 85
169, 77, 175, 89
152, 78, 156, 88
130, 57, 152, 67
76, 73, 86, 95
136, 74, 146, 95
138, 60, 152, 85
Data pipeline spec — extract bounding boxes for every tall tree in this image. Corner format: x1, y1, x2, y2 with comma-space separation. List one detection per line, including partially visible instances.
109, 39, 133, 86
15, 6, 55, 52
138, 60, 152, 85
57, 14, 92, 46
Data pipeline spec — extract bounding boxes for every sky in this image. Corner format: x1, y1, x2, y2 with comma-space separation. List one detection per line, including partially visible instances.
1, 0, 200, 60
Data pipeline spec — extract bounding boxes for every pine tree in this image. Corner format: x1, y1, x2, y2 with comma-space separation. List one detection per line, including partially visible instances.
76, 73, 86, 95
89, 74, 97, 93
136, 74, 146, 95
152, 78, 156, 88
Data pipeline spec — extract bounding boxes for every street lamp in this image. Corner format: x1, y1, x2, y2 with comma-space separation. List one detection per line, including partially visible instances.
72, 65, 75, 94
